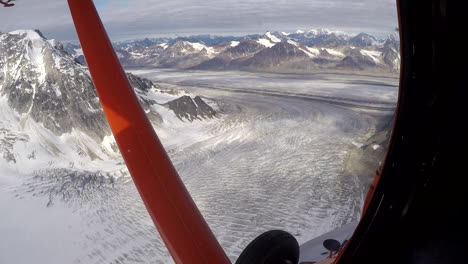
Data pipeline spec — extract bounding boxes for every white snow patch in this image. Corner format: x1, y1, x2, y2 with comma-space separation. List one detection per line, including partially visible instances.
149, 103, 217, 150
372, 144, 380, 150
305, 47, 320, 55
188, 42, 217, 56
257, 38, 275, 48
159, 43, 169, 50
188, 42, 206, 51
308, 28, 348, 37
9, 29, 43, 40
360, 50, 382, 64
46, 39, 58, 47
10, 29, 47, 84
351, 141, 364, 148
289, 42, 319, 58
288, 39, 319, 58
230, 41, 240, 47
140, 87, 190, 105
129, 51, 143, 57
265, 32, 281, 43
324, 48, 345, 57
102, 134, 118, 155
74, 48, 83, 56
52, 54, 62, 68
50, 83, 62, 97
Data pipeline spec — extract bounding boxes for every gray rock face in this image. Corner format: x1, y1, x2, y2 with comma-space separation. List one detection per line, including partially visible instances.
247, 41, 308, 63
318, 49, 337, 60
63, 43, 80, 56
382, 35, 400, 72
193, 38, 265, 70
236, 41, 318, 72
151, 40, 225, 69
165, 95, 216, 121
126, 72, 156, 93
345, 49, 377, 67
193, 96, 216, 118
157, 42, 205, 68
349, 33, 377, 47
227, 38, 265, 56
336, 56, 364, 70
0, 128, 29, 163
114, 43, 165, 67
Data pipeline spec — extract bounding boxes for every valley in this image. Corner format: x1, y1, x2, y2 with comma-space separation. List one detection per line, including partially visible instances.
0, 30, 398, 264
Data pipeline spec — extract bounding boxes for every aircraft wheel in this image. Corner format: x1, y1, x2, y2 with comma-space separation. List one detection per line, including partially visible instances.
235, 230, 300, 264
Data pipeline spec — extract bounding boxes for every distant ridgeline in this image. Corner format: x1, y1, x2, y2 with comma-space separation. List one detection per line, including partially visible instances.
66, 29, 400, 74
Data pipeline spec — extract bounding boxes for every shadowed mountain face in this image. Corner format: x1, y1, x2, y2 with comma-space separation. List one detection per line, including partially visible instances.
237, 40, 316, 72
166, 95, 216, 121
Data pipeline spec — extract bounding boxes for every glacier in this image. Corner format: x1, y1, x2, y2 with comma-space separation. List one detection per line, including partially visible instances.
0, 30, 398, 264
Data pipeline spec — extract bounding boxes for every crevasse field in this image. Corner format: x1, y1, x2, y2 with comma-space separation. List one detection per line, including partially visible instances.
0, 70, 398, 264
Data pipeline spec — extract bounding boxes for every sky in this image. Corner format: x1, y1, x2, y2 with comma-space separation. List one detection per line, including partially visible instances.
0, 0, 398, 42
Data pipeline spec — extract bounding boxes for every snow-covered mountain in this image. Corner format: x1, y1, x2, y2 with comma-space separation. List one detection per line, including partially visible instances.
279, 29, 351, 47
349, 33, 378, 47
192, 31, 399, 73
65, 29, 399, 73
92, 29, 399, 73
0, 29, 217, 170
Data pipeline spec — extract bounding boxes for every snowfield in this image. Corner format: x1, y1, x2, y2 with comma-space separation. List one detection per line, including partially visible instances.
0, 71, 398, 264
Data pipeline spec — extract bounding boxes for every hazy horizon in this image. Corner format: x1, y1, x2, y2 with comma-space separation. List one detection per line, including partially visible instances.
0, 0, 398, 42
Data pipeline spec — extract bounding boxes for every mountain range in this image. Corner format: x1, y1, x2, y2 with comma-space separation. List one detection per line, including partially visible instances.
65, 29, 400, 74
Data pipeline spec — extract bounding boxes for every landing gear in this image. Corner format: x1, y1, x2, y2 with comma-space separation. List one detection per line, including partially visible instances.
235, 230, 300, 264
323, 239, 341, 258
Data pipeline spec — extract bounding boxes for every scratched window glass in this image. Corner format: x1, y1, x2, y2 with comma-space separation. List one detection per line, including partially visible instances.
0, 0, 399, 263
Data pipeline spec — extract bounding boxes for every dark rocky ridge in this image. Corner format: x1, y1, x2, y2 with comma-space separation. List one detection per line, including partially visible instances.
165, 95, 216, 121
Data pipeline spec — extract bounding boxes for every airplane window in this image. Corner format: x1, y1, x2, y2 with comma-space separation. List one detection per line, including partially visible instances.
0, 0, 399, 263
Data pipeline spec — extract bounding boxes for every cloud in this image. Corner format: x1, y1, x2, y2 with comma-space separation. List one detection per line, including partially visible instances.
0, 0, 398, 41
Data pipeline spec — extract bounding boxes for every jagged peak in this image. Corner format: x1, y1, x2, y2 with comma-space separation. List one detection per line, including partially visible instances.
352, 32, 377, 40
386, 32, 400, 41
9, 29, 46, 40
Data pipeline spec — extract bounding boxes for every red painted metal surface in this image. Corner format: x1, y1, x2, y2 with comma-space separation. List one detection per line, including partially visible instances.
0, 0, 15, 7
67, 1, 230, 263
